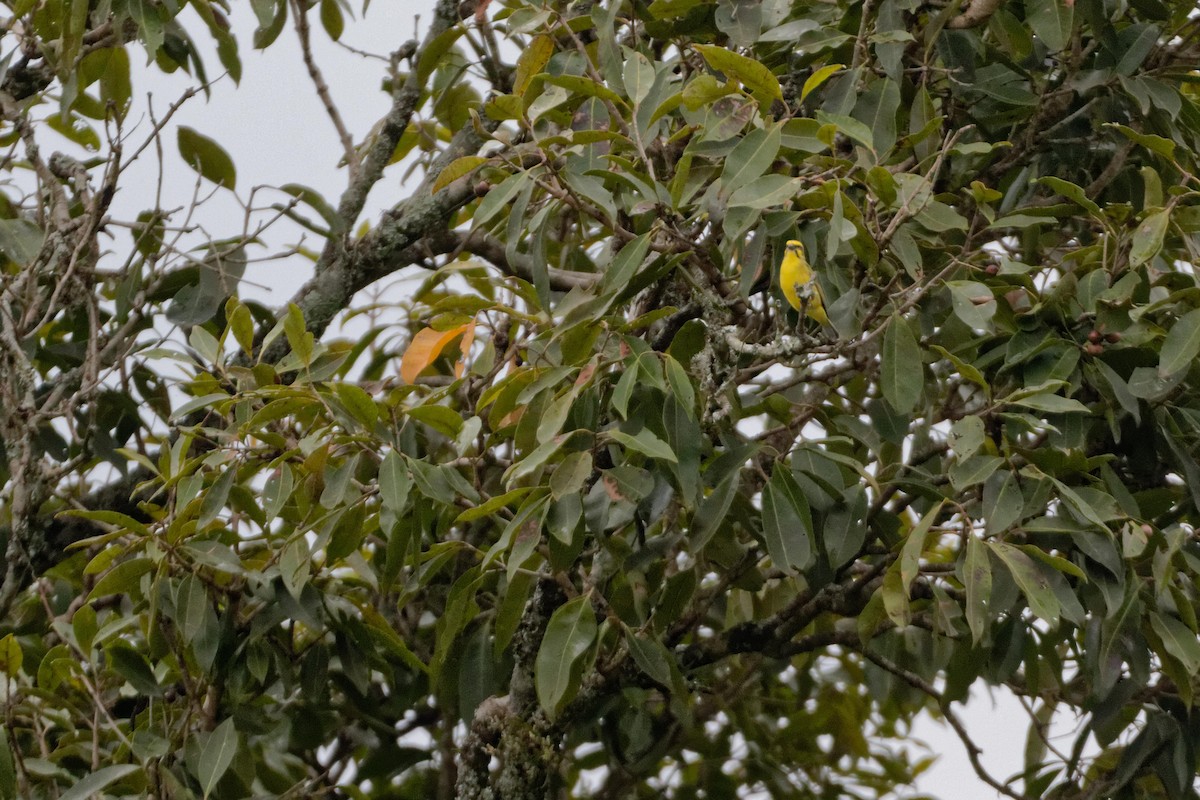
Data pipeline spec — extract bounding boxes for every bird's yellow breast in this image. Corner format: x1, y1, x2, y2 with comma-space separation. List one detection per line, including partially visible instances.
779, 240, 828, 326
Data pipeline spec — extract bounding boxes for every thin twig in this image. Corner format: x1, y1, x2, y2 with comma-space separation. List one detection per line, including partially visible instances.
290, 0, 360, 178
861, 648, 1031, 800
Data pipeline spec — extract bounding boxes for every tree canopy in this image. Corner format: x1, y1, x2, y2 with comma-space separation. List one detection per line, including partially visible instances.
2, 0, 1200, 797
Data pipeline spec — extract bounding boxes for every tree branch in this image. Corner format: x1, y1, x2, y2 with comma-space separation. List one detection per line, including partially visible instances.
290, 0, 360, 177
327, 0, 462, 232
947, 0, 1005, 29
428, 229, 598, 291
861, 648, 1032, 800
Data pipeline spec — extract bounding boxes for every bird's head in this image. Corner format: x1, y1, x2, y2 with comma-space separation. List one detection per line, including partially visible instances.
785, 240, 804, 252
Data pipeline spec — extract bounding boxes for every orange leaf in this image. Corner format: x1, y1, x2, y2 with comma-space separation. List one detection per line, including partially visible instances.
575, 361, 597, 387
602, 473, 624, 501
499, 407, 525, 428
454, 320, 478, 380
401, 324, 469, 384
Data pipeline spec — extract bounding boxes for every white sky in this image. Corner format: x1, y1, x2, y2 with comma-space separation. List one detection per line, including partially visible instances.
88, 2, 1049, 797
105, 2, 406, 307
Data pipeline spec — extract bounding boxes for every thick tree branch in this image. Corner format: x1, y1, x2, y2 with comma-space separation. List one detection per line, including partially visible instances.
327, 0, 462, 232
947, 0, 1005, 29
457, 577, 562, 800
260, 126, 501, 366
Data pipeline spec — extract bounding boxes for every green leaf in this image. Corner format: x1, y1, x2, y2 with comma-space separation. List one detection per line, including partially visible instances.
1009, 393, 1091, 414
177, 126, 237, 189
915, 201, 968, 231
319, 0, 344, 40
431, 155, 488, 194
600, 232, 654, 297
334, 383, 379, 428
1043, 474, 1114, 534
474, 171, 535, 228
82, 45, 133, 116
720, 124, 781, 196
89, 557, 153, 600
881, 560, 910, 627
854, 76, 900, 152
663, 355, 695, 415
758, 18, 818, 41
455, 487, 538, 524
175, 574, 211, 646
881, 315, 922, 412
513, 34, 554, 96
1159, 308, 1200, 377
815, 111, 875, 150
988, 541, 1061, 628
263, 464, 294, 523
625, 629, 674, 686
622, 49, 657, 105
801, 63, 844, 102
196, 718, 239, 799
0, 635, 20, 679
963, 536, 992, 644
198, 465, 237, 528
0, 219, 45, 267
279, 182, 343, 230
550, 452, 593, 499
693, 43, 782, 105
1091, 359, 1141, 423
946, 280, 997, 331
72, 603, 97, 655
504, 434, 571, 487
132, 210, 164, 259
0, 727, 15, 800
542, 73, 625, 106
1036, 176, 1100, 216
1127, 365, 1184, 401
536, 387, 580, 445
929, 345, 988, 391
227, 300, 255, 356
106, 642, 162, 696
1149, 614, 1200, 673
1028, 0, 1073, 51
606, 429, 678, 463
280, 536, 310, 599
282, 302, 313, 363
899, 502, 942, 594
761, 467, 814, 572
166, 245, 248, 326
415, 24, 466, 84
1106, 123, 1175, 159
681, 73, 735, 110
1115, 23, 1160, 76
949, 415, 986, 459
61, 509, 153, 540
691, 473, 738, 550
58, 765, 140, 800
129, 0, 165, 53
1129, 208, 1169, 266
46, 113, 100, 151
983, 470, 1023, 535
971, 64, 1036, 106
728, 175, 805, 210
535, 595, 597, 718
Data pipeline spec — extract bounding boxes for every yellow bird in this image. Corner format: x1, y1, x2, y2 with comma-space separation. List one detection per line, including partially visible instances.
779, 239, 828, 326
